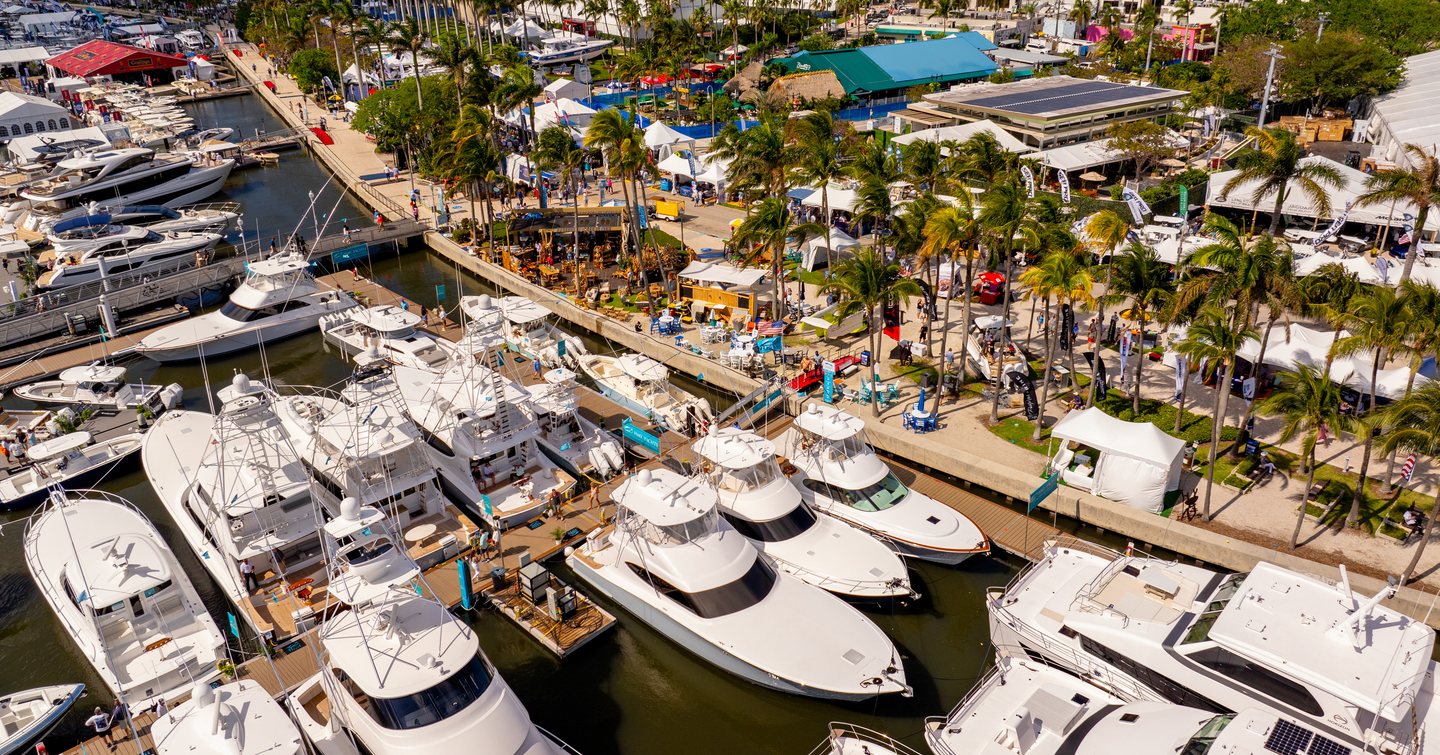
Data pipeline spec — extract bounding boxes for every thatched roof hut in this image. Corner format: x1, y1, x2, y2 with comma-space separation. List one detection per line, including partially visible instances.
766, 70, 846, 105
723, 60, 764, 100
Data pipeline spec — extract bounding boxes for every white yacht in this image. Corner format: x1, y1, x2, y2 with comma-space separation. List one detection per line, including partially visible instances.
380, 361, 575, 529
778, 403, 990, 565
693, 426, 914, 600
13, 364, 182, 412
576, 353, 713, 435
22, 490, 225, 708
134, 252, 356, 362
152, 681, 308, 755
527, 34, 613, 65
37, 230, 223, 289
46, 202, 240, 250
988, 539, 1440, 755
0, 430, 144, 511
807, 723, 923, 755
462, 295, 586, 367
320, 305, 459, 371
926, 654, 1331, 755
14, 147, 234, 228
568, 467, 910, 700
526, 367, 624, 480
0, 683, 85, 755
286, 497, 569, 755
142, 374, 324, 640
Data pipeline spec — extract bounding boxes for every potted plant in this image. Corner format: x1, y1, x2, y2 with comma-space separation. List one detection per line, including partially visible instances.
216, 659, 237, 680
551, 527, 567, 545
136, 404, 155, 430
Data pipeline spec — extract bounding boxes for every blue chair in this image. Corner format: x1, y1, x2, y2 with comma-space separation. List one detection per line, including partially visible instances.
901, 411, 914, 429
649, 317, 661, 334
924, 415, 938, 432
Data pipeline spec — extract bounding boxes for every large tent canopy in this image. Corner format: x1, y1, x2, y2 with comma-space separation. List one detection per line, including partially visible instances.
1237, 323, 1434, 400
892, 120, 1033, 154
643, 120, 691, 148
798, 228, 860, 271
1207, 155, 1435, 227
1050, 407, 1185, 512
679, 260, 767, 288
800, 181, 859, 214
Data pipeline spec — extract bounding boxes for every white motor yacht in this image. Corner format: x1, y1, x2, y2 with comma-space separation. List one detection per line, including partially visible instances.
462, 295, 586, 367
568, 467, 910, 700
15, 147, 234, 229
528, 34, 613, 64
0, 683, 85, 755
134, 252, 356, 362
576, 353, 713, 435
46, 202, 240, 250
778, 403, 989, 565
152, 681, 309, 755
926, 654, 1333, 755
142, 374, 325, 640
23, 490, 224, 708
286, 497, 570, 755
13, 364, 182, 412
807, 723, 923, 755
0, 430, 144, 511
694, 426, 913, 600
37, 230, 223, 290
988, 538, 1440, 755
380, 361, 575, 529
320, 305, 459, 371
526, 367, 624, 481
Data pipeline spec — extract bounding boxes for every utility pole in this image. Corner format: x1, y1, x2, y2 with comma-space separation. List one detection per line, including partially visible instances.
1316, 11, 1329, 41
1257, 44, 1284, 129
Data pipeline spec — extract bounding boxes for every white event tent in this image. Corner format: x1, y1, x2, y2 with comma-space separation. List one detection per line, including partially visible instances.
1050, 407, 1186, 513
1237, 323, 1433, 400
1207, 155, 1435, 228
800, 228, 859, 271
800, 181, 859, 215
892, 120, 1033, 154
643, 120, 691, 148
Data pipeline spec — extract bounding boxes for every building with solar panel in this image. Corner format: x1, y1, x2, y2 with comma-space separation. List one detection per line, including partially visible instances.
897, 75, 1186, 149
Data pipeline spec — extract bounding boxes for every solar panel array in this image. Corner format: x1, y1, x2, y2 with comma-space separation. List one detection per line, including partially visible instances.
959, 80, 1153, 116
1263, 719, 1351, 755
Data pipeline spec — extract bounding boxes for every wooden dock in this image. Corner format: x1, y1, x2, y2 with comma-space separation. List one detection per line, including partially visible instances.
0, 307, 189, 390
482, 572, 618, 657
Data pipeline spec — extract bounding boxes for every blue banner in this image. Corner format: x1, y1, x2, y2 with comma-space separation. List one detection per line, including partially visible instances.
621, 418, 662, 454
227, 612, 240, 639
331, 243, 370, 266
435, 284, 446, 302
756, 335, 782, 354
823, 360, 836, 403
1029, 471, 1060, 512
637, 206, 648, 230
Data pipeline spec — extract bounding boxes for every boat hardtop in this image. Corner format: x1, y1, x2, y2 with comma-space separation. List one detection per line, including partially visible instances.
345, 304, 423, 336
322, 497, 420, 607
151, 681, 304, 755
26, 430, 93, 461
618, 353, 669, 382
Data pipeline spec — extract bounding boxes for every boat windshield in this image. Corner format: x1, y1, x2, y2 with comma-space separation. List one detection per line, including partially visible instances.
220, 299, 312, 322
714, 457, 783, 494
721, 505, 817, 542
1182, 573, 1245, 644
1180, 715, 1234, 755
622, 507, 720, 545
629, 556, 777, 618
801, 472, 908, 513
363, 652, 494, 731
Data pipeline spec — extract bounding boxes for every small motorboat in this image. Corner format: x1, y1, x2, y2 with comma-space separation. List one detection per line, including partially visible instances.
12, 364, 183, 412
0, 431, 144, 511
0, 683, 84, 755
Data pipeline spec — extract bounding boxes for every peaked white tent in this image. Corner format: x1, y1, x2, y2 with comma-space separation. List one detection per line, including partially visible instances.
1237, 322, 1434, 400
644, 120, 691, 148
892, 120, 1034, 154
801, 228, 859, 270
1207, 155, 1434, 228
656, 151, 695, 178
544, 78, 589, 102
1050, 407, 1186, 512
1293, 253, 1389, 286
800, 181, 859, 215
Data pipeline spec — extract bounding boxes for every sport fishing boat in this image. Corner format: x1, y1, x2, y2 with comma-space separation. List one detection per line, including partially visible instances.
568, 467, 911, 701
692, 426, 914, 600
462, 295, 586, 367
987, 539, 1440, 755
152, 681, 312, 755
285, 497, 572, 755
23, 490, 224, 709
46, 202, 240, 250
0, 683, 85, 755
576, 353, 712, 435
142, 373, 325, 640
12, 363, 183, 412
525, 367, 624, 481
527, 34, 613, 65
36, 229, 223, 290
0, 430, 144, 511
807, 723, 923, 755
134, 252, 356, 362
12, 147, 234, 229
319, 305, 460, 371
778, 403, 990, 565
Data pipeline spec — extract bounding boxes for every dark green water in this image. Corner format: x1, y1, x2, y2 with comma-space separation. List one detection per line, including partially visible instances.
0, 94, 1026, 754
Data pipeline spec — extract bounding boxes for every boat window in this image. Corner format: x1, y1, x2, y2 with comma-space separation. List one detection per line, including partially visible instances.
219, 300, 270, 322
1182, 574, 1245, 645
627, 557, 777, 618
363, 652, 494, 731
720, 505, 817, 542
342, 539, 395, 566
1186, 646, 1323, 716
1180, 715, 1235, 755
800, 474, 907, 513
1077, 634, 1225, 712
143, 579, 173, 598
714, 456, 783, 493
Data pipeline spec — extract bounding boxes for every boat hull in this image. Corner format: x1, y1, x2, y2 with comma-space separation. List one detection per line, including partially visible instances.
0, 683, 84, 755
138, 309, 339, 362
0, 443, 142, 511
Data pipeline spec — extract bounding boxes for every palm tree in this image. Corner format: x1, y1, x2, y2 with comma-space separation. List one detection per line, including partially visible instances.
820, 248, 924, 416
1020, 250, 1097, 440
733, 197, 822, 312
923, 200, 981, 394
1221, 127, 1345, 235
1333, 286, 1411, 527
979, 177, 1042, 423
354, 17, 389, 94
1172, 0, 1195, 27
1107, 242, 1173, 415
1358, 144, 1440, 286
1256, 364, 1361, 548
1296, 261, 1363, 375
429, 30, 475, 110
1136, 1, 1161, 81
386, 18, 431, 109
1066, 0, 1093, 36
449, 105, 502, 251
1379, 382, 1440, 581
496, 63, 542, 170
533, 125, 588, 296
1388, 281, 1440, 484
712, 113, 792, 200
1179, 307, 1257, 521
790, 111, 850, 271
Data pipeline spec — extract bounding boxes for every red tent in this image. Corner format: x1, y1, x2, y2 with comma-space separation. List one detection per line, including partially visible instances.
47, 40, 190, 78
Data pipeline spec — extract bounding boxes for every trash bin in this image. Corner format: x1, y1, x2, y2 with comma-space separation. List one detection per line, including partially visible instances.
659, 178, 673, 192
860, 350, 871, 366
489, 566, 508, 591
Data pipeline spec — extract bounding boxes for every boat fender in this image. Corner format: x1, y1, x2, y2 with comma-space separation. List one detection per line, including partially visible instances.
588, 447, 613, 477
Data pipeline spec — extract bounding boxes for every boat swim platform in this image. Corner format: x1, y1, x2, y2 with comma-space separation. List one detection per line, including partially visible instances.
0, 307, 190, 391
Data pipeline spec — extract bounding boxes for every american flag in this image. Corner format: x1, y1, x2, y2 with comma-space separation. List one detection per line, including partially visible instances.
1400, 453, 1419, 483
758, 322, 785, 336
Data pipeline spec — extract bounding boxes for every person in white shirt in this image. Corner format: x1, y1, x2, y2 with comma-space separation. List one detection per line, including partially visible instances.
240, 559, 258, 593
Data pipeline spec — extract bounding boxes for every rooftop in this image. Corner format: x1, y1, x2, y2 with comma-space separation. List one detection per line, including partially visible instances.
47, 39, 189, 77
925, 76, 1185, 120
322, 594, 479, 698
692, 427, 774, 470
783, 34, 999, 95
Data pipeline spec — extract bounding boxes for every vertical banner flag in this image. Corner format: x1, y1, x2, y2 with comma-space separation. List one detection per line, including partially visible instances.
1121, 186, 1151, 225
1178, 184, 1189, 218
1020, 164, 1036, 198
1058, 169, 1071, 204
686, 150, 698, 182
822, 359, 836, 403
1318, 201, 1353, 243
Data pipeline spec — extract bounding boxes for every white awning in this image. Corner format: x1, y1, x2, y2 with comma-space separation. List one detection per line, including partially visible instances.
1207, 155, 1433, 227
644, 120, 691, 148
0, 46, 47, 65
799, 182, 859, 214
892, 120, 1033, 153
679, 260, 767, 288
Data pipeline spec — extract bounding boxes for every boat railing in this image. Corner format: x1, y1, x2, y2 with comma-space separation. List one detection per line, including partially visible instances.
806, 722, 925, 755
536, 726, 586, 754
987, 599, 1153, 701
924, 663, 1008, 755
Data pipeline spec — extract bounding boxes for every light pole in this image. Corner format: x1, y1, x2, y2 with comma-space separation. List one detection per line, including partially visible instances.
1316, 11, 1329, 41
1257, 44, 1283, 130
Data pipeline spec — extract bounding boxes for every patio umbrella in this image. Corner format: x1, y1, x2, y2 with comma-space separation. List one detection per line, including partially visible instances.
917, 387, 926, 413
1160, 158, 1187, 168
1079, 171, 1106, 183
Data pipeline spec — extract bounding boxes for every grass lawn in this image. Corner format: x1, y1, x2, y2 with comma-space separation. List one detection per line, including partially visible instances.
649, 228, 684, 250
891, 358, 939, 387
991, 416, 1053, 455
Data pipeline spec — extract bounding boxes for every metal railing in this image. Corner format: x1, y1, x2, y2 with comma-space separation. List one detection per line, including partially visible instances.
761, 552, 918, 600
806, 722, 925, 755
